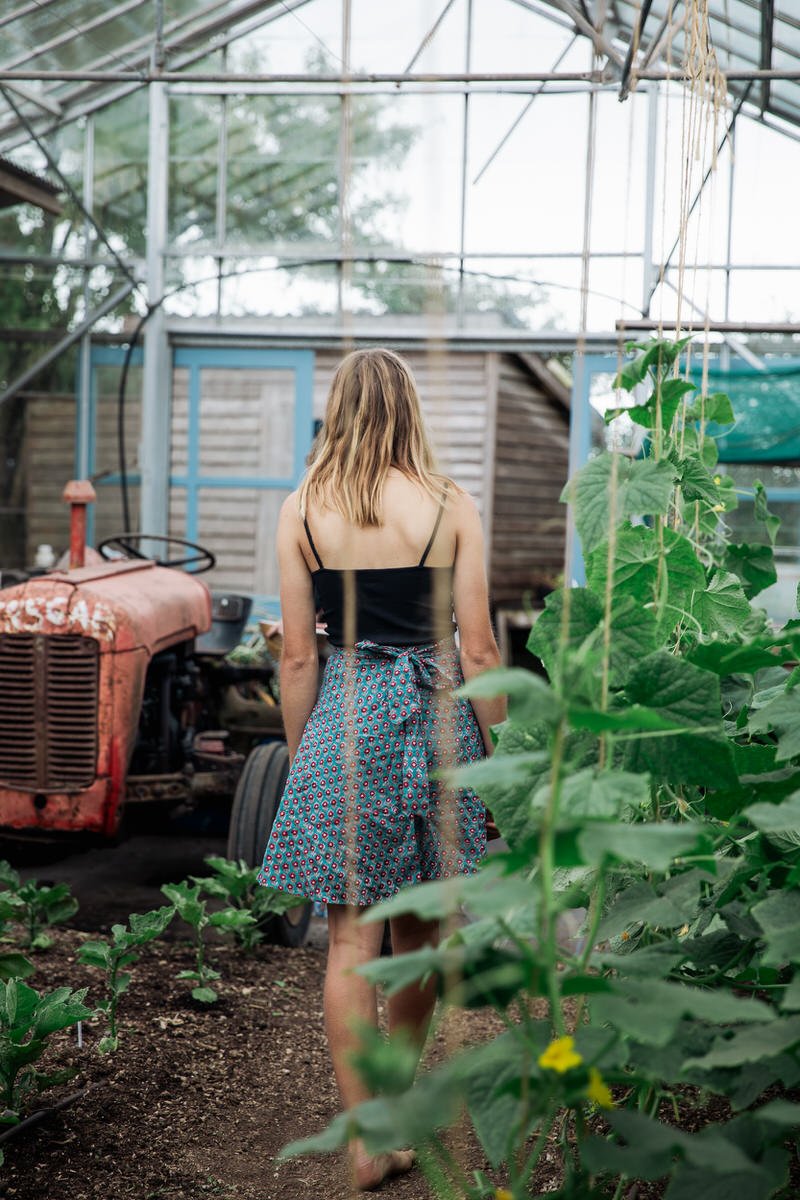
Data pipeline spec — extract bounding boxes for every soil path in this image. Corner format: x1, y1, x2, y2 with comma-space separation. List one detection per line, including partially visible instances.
4, 829, 508, 1200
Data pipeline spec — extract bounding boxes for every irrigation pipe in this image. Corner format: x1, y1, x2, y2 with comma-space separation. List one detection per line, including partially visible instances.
0, 1079, 106, 1147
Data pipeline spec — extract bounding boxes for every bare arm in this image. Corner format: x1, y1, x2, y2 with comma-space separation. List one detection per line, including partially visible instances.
277, 494, 320, 762
451, 491, 506, 754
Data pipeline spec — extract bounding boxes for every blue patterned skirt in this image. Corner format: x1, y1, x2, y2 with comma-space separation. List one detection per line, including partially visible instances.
255, 635, 486, 907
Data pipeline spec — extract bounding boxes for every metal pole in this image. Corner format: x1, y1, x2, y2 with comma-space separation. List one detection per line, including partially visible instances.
215, 46, 228, 318
565, 44, 598, 587
722, 122, 736, 371
456, 0, 474, 326
642, 82, 659, 315
77, 114, 94, 482
140, 78, 170, 539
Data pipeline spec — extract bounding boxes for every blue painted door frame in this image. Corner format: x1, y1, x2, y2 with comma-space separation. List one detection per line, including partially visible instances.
171, 346, 314, 547
78, 344, 314, 596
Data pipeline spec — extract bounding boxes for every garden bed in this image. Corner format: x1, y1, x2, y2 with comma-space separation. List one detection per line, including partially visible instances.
2, 923, 515, 1200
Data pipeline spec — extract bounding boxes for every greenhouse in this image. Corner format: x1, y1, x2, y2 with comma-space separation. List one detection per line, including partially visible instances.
5, 2, 800, 1198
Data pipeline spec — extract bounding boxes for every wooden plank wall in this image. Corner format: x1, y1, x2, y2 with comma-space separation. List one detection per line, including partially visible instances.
489, 353, 569, 608
22, 393, 73, 564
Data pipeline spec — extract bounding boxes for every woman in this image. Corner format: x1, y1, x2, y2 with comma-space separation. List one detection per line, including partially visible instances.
257, 347, 505, 1191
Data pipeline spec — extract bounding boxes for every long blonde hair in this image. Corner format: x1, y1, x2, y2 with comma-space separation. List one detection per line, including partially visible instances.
298, 347, 450, 526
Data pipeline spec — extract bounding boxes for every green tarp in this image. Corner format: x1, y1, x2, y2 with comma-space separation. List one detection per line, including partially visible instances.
697, 361, 800, 462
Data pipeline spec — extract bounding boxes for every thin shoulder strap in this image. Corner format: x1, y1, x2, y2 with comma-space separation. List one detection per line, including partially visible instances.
418, 484, 449, 567
303, 513, 324, 569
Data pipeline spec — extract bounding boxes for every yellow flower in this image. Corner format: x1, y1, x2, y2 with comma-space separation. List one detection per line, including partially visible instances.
621, 930, 630, 941
495, 1191, 514, 1200
586, 1066, 614, 1109
714, 474, 722, 485
711, 503, 725, 512
538, 1035, 583, 1074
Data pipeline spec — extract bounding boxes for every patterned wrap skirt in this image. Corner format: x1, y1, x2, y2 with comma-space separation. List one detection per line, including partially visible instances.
256, 635, 487, 907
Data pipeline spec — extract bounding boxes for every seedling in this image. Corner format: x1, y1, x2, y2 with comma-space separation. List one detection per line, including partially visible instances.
76, 905, 176, 1052
0, 977, 93, 1125
160, 878, 256, 1003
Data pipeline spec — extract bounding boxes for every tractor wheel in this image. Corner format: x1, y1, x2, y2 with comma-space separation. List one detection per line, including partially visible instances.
227, 741, 312, 948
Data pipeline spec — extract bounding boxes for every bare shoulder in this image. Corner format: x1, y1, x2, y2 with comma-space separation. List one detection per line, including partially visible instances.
279, 490, 302, 524
447, 484, 482, 527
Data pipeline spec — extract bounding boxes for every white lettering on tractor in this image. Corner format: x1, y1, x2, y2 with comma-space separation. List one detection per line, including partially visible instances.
0, 595, 116, 640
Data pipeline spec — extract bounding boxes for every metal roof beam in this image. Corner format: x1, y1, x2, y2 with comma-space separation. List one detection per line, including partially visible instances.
1, 0, 149, 73
619, 0, 654, 99
0, 0, 303, 147
3, 81, 61, 116
0, 0, 63, 32
761, 0, 775, 115
536, 0, 625, 65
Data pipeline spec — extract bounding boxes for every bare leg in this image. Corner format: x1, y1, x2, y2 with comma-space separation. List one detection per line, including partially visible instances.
387, 912, 440, 1054
324, 903, 416, 1191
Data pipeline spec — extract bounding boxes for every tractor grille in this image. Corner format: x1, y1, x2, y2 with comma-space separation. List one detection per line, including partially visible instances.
0, 634, 99, 792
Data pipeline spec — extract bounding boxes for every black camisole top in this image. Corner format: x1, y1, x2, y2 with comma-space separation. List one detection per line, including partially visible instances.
304, 491, 457, 648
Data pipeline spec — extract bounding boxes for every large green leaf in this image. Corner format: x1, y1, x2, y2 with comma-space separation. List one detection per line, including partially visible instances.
622, 651, 737, 787
688, 636, 787, 676
586, 523, 705, 634
744, 792, 800, 854
748, 690, 800, 762
30, 986, 93, 1040
596, 880, 695, 940
751, 890, 800, 966
457, 668, 559, 725
526, 587, 603, 682
691, 571, 752, 638
685, 1016, 800, 1070
591, 978, 773, 1048
558, 768, 650, 821
574, 822, 713, 872
724, 543, 778, 599
465, 1030, 549, 1167
676, 454, 720, 506
562, 453, 678, 554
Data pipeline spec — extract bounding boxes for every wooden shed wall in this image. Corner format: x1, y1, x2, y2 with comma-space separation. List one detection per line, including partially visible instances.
489, 354, 569, 608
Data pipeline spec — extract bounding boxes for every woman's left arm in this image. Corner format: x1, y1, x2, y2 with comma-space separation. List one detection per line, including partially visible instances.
276, 494, 320, 762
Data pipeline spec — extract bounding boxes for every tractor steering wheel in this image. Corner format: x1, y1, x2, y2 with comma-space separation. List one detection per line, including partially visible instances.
97, 533, 216, 574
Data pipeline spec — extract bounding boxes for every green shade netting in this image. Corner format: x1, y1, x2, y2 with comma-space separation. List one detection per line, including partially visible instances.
692, 361, 800, 462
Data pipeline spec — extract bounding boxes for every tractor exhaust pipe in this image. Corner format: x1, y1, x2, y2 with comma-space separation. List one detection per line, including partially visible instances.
62, 480, 96, 569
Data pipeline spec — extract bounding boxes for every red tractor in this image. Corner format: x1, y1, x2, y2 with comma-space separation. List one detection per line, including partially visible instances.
0, 482, 311, 946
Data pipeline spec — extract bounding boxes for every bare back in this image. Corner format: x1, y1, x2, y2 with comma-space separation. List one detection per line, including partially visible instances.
299, 467, 455, 572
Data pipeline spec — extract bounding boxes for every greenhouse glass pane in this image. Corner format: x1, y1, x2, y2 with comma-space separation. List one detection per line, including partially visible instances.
219, 260, 339, 319
471, 0, 574, 74
168, 94, 222, 249
163, 255, 222, 318
350, 93, 461, 256
466, 255, 582, 331
94, 90, 149, 256
351, 0, 465, 74
226, 0, 342, 75
465, 92, 587, 256
224, 93, 340, 251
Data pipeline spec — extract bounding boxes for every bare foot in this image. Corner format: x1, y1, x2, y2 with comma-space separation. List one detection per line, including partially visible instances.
351, 1148, 417, 1191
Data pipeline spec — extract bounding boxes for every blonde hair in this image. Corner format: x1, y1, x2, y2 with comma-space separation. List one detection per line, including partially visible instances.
298, 347, 451, 526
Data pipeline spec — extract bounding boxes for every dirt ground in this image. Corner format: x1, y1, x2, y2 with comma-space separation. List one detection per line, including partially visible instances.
7, 824, 795, 1200
2, 824, 521, 1200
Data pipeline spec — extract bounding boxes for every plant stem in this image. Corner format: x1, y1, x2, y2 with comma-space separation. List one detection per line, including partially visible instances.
540, 719, 567, 1037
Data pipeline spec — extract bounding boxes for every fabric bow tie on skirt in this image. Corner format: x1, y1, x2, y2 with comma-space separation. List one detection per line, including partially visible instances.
353, 639, 463, 818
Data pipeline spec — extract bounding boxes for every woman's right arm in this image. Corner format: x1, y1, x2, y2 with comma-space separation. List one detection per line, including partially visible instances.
276, 493, 320, 762
451, 490, 506, 754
